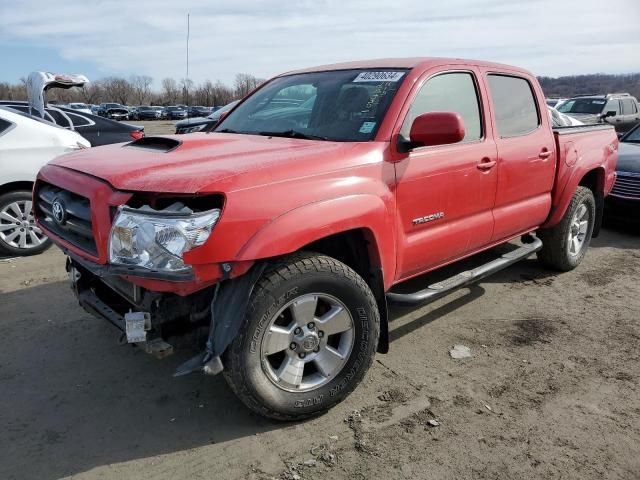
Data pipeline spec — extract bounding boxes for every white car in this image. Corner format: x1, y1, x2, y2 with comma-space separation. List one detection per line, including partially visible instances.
65, 102, 93, 114
0, 106, 90, 256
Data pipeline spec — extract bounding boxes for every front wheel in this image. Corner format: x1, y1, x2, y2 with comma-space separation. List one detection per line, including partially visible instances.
537, 186, 595, 271
223, 253, 380, 421
0, 190, 51, 256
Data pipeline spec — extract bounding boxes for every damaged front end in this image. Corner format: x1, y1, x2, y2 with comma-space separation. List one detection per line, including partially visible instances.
45, 189, 259, 377
67, 250, 265, 377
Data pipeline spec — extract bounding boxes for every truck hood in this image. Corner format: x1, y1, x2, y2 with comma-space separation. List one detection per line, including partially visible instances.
49, 133, 371, 193
617, 142, 640, 174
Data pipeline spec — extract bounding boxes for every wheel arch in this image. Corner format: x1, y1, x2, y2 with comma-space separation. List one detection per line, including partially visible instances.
0, 181, 34, 197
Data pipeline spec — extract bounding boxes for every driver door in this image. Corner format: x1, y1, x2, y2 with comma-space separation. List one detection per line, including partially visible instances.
394, 69, 498, 281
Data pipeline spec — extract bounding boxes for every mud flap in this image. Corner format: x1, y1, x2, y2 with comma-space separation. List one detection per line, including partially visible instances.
174, 263, 267, 377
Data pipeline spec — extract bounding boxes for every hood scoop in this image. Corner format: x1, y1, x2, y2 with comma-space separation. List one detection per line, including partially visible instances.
125, 136, 182, 152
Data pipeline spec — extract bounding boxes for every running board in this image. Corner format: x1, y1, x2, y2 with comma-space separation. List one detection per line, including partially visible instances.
386, 237, 543, 307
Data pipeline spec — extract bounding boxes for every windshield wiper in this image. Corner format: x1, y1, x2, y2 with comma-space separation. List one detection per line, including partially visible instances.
258, 130, 328, 141
214, 128, 241, 134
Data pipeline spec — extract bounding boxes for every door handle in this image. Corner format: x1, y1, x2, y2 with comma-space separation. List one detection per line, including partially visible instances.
477, 158, 496, 171
538, 149, 552, 159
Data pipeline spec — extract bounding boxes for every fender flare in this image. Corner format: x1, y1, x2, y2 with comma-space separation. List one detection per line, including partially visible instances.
544, 166, 605, 228
235, 194, 396, 287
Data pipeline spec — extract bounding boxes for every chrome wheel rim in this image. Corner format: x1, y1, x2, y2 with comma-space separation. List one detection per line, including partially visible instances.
260, 293, 355, 393
0, 200, 47, 250
567, 203, 589, 257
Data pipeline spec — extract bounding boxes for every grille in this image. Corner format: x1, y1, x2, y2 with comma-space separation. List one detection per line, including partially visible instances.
611, 173, 640, 199
36, 183, 97, 255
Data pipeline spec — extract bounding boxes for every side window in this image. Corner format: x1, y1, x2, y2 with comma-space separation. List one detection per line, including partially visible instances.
66, 112, 92, 127
604, 99, 620, 115
621, 98, 636, 115
45, 109, 71, 128
0, 118, 13, 136
487, 75, 540, 137
400, 72, 482, 143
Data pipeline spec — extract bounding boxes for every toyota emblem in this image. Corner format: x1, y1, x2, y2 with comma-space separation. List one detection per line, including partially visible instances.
51, 198, 66, 225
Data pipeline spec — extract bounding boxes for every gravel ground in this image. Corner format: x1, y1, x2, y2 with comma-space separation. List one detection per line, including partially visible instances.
0, 214, 638, 479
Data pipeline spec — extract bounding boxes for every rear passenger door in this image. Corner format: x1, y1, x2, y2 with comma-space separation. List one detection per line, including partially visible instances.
621, 98, 640, 132
484, 73, 556, 242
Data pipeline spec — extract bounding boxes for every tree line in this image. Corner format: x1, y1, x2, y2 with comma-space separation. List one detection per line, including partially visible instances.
0, 73, 264, 107
1, 72, 639, 106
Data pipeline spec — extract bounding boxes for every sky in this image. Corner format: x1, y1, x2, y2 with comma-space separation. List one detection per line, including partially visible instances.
0, 0, 639, 88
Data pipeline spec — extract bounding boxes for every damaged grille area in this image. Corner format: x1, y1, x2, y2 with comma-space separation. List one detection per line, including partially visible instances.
36, 183, 97, 255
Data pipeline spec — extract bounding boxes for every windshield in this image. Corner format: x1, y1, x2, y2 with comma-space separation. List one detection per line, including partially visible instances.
166, 106, 184, 111
215, 69, 408, 141
557, 98, 606, 114
623, 124, 640, 143
138, 106, 153, 111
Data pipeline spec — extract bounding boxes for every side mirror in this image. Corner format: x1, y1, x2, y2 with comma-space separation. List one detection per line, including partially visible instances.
409, 112, 465, 148
603, 110, 617, 119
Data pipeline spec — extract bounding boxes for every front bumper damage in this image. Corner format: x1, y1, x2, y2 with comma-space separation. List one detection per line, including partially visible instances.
67, 252, 265, 377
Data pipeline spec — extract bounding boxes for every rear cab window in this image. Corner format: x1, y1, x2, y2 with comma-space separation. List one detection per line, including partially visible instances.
487, 74, 540, 137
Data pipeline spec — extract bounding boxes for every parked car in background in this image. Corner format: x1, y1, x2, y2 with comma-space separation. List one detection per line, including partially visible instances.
163, 105, 188, 120
0, 101, 144, 146
187, 106, 211, 118
546, 98, 566, 108
175, 100, 239, 134
557, 93, 640, 133
36, 58, 618, 420
547, 106, 583, 127
133, 106, 162, 120
97, 103, 130, 120
606, 122, 640, 222
0, 106, 90, 255
90, 105, 100, 115
66, 103, 92, 114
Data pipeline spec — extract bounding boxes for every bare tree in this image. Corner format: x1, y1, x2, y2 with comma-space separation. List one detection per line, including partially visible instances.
161, 78, 179, 105
130, 75, 153, 105
79, 82, 103, 104
102, 77, 133, 105
234, 73, 263, 98
180, 78, 194, 105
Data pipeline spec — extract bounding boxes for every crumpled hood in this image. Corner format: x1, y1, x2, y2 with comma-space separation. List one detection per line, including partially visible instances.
617, 142, 640, 173
50, 133, 367, 193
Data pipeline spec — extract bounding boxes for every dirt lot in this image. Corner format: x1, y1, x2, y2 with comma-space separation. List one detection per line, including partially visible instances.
1, 214, 639, 479
131, 120, 176, 136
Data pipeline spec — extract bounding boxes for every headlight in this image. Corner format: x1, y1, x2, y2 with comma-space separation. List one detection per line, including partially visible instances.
109, 206, 220, 273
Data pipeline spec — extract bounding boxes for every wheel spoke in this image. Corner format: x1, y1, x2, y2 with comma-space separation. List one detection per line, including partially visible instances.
0, 211, 19, 223
0, 223, 16, 232
263, 325, 293, 355
577, 204, 587, 221
4, 229, 20, 244
24, 201, 32, 215
29, 230, 42, 245
276, 356, 305, 387
9, 202, 23, 218
289, 296, 318, 326
571, 236, 580, 254
18, 231, 27, 248
578, 220, 588, 235
317, 305, 352, 336
314, 346, 345, 377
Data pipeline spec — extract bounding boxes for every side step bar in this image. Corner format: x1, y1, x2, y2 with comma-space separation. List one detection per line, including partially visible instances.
386, 236, 543, 307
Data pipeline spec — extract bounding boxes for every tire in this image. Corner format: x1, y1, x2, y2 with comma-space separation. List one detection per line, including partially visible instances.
0, 190, 51, 256
223, 252, 380, 421
537, 186, 595, 271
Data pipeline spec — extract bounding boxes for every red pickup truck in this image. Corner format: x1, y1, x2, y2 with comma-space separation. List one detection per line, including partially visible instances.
35, 58, 617, 420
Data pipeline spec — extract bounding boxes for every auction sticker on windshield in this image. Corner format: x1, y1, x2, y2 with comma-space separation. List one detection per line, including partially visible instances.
353, 71, 405, 82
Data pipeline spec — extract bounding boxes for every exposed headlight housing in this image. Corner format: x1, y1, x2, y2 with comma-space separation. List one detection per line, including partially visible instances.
182, 124, 206, 134
109, 205, 220, 273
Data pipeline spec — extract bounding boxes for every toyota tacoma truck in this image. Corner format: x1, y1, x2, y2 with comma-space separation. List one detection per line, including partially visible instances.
34, 58, 618, 420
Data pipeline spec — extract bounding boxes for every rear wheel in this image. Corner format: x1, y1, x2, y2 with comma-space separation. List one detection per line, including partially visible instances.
537, 186, 595, 271
223, 253, 380, 420
0, 190, 51, 256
